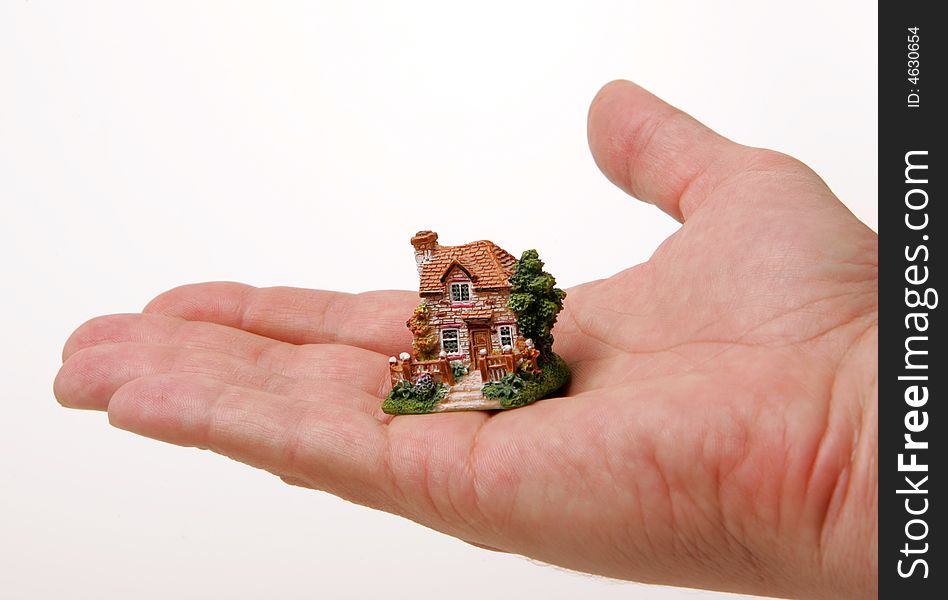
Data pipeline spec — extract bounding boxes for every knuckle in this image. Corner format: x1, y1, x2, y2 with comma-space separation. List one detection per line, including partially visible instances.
743, 148, 813, 178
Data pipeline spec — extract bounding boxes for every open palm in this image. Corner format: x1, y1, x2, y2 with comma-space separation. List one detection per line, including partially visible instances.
55, 81, 877, 599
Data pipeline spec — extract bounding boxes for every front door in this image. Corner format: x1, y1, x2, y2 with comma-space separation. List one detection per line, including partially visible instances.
470, 328, 491, 364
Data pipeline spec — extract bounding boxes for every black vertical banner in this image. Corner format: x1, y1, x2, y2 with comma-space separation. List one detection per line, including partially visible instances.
879, 1, 944, 597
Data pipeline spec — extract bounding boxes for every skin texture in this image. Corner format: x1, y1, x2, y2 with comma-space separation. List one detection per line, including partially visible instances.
55, 80, 878, 599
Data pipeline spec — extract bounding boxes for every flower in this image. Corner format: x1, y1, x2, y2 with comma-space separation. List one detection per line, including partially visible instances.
413, 372, 435, 393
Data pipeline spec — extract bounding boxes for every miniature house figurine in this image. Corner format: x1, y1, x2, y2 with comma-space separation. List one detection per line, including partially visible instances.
411, 230, 521, 361
383, 231, 570, 415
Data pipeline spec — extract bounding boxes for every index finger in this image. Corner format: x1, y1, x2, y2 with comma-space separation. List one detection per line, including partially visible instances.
145, 282, 417, 356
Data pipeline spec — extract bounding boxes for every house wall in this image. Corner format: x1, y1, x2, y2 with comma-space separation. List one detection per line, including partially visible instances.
421, 272, 519, 359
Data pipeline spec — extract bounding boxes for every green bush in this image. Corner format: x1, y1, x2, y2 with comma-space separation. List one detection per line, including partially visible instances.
450, 360, 468, 380
482, 373, 525, 403
508, 250, 566, 358
482, 353, 570, 409
382, 376, 447, 415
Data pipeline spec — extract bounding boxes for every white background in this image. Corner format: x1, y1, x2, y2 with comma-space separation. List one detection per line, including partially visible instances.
1, 2, 876, 599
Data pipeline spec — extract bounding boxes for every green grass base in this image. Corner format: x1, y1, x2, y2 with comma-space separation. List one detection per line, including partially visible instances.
382, 382, 447, 415
495, 352, 570, 409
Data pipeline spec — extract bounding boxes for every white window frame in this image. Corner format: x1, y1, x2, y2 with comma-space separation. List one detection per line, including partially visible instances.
441, 328, 460, 354
449, 282, 472, 303
498, 325, 516, 348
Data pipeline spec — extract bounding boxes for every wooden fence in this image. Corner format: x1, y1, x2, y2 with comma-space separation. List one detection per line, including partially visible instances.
476, 348, 539, 382
479, 353, 514, 382
390, 347, 539, 388
389, 354, 455, 387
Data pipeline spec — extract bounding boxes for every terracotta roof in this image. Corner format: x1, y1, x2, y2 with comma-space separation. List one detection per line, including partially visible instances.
419, 239, 517, 293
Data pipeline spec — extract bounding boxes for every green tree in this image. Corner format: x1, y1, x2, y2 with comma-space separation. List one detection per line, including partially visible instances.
507, 249, 566, 359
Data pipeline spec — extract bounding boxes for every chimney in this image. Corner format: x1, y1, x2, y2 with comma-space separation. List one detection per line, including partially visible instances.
411, 230, 438, 275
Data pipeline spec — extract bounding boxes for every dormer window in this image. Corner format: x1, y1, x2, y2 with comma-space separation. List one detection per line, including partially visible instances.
450, 282, 472, 302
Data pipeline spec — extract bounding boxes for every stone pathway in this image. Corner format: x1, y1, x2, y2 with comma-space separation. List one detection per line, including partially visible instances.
435, 370, 501, 412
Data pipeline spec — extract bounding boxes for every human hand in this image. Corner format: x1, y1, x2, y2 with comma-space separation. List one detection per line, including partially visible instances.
55, 80, 877, 599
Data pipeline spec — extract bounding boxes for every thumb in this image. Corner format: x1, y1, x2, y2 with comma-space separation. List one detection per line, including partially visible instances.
587, 80, 801, 222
